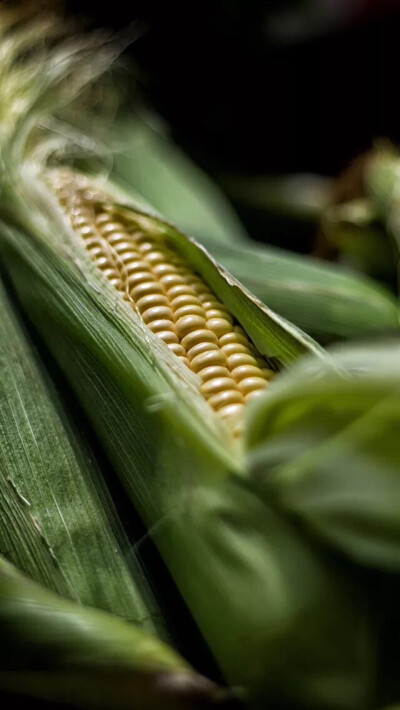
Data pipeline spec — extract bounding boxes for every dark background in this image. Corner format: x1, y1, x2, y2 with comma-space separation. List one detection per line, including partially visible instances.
63, 0, 400, 254
66, 0, 400, 177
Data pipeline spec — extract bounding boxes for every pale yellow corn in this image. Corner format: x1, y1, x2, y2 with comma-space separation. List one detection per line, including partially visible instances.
50, 171, 275, 427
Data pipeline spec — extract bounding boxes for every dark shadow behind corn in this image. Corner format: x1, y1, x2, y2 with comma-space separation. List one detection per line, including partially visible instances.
0, 10, 373, 710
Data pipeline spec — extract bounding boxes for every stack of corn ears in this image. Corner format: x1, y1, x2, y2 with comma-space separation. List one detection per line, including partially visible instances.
3, 8, 400, 710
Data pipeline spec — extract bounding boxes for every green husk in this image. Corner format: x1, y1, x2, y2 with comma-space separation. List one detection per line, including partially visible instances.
0, 14, 373, 709
199, 238, 399, 343
111, 111, 248, 245
221, 172, 331, 221
246, 340, 400, 571
0, 555, 227, 710
0, 273, 163, 632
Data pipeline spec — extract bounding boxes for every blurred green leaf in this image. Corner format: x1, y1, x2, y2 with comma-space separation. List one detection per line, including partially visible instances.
246, 340, 400, 571
321, 198, 396, 283
200, 238, 399, 343
223, 172, 332, 222
111, 111, 248, 245
0, 556, 225, 710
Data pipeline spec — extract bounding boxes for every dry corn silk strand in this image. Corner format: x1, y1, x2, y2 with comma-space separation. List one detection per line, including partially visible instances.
49, 170, 275, 435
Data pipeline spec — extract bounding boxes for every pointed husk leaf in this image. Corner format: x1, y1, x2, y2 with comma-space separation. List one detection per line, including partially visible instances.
0, 555, 228, 710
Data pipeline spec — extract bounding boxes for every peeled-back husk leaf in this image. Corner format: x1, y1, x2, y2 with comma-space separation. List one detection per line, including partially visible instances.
320, 198, 396, 282
0, 274, 164, 633
106, 201, 325, 366
0, 555, 228, 710
195, 237, 399, 343
0, 15, 374, 709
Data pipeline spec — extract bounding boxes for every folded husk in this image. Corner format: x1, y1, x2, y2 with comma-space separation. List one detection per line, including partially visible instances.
199, 238, 399, 343
0, 555, 230, 710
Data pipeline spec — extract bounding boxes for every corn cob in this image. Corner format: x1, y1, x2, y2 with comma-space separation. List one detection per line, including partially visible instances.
0, 555, 233, 710
48, 169, 274, 433
0, 14, 370, 710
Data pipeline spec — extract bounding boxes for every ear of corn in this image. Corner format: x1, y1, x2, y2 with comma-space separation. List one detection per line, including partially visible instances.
47, 167, 325, 433
47, 169, 276, 423
0, 14, 372, 709
0, 555, 228, 710
111, 114, 399, 344
0, 274, 164, 633
321, 197, 396, 283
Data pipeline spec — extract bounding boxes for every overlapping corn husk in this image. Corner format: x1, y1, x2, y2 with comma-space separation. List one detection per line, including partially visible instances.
0, 555, 230, 710
0, 11, 374, 709
0, 273, 164, 631
246, 339, 400, 571
244, 337, 400, 707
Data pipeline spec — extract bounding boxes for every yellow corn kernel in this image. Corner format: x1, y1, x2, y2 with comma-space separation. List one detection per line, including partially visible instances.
208, 390, 245, 410
237, 377, 267, 395
200, 377, 239, 398
206, 318, 232, 337
181, 329, 218, 351
198, 366, 231, 382
187, 342, 219, 361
